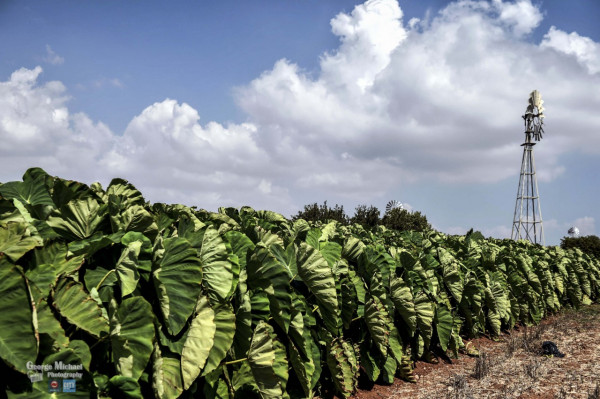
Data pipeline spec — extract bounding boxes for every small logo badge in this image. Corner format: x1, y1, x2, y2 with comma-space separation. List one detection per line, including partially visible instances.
28, 372, 43, 383
48, 380, 60, 393
63, 379, 77, 393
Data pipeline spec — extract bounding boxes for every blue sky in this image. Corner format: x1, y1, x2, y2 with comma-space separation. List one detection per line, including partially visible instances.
1, 0, 599, 245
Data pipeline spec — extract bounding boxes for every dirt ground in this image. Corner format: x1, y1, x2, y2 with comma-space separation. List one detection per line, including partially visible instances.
352, 304, 600, 399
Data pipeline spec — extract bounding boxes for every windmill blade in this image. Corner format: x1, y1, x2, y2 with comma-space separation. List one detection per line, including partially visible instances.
386, 200, 403, 213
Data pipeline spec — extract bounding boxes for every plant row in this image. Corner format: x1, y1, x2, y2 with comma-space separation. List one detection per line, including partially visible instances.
0, 168, 598, 398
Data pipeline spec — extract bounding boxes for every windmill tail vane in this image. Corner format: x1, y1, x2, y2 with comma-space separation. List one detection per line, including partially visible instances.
511, 90, 545, 245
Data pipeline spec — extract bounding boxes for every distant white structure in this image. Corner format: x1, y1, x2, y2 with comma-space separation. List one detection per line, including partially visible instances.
568, 226, 580, 238
386, 200, 403, 213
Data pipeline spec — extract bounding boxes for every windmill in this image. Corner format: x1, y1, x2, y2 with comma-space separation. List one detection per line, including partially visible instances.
386, 200, 403, 213
511, 90, 545, 245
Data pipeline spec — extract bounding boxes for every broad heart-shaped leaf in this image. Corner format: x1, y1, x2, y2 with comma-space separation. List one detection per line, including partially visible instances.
224, 230, 255, 270
0, 173, 54, 219
201, 303, 236, 377
0, 260, 38, 374
434, 303, 453, 352
47, 197, 108, 240
33, 242, 84, 276
182, 295, 217, 390
68, 231, 123, 257
110, 203, 158, 238
247, 321, 289, 399
326, 338, 359, 398
108, 375, 143, 399
296, 243, 340, 334
194, 227, 235, 305
390, 276, 417, 336
110, 296, 155, 380
365, 294, 392, 357
152, 342, 183, 399
153, 237, 203, 336
116, 241, 142, 297
106, 178, 146, 207
36, 299, 68, 354
203, 368, 231, 399
0, 222, 42, 262
414, 291, 434, 350
248, 245, 292, 332
52, 277, 109, 338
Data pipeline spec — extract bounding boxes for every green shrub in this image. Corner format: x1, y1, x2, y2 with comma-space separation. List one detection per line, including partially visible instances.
292, 200, 348, 225
561, 235, 600, 259
350, 204, 380, 228
381, 208, 431, 232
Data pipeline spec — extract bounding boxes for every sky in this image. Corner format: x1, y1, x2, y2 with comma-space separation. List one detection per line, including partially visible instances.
1, 0, 599, 246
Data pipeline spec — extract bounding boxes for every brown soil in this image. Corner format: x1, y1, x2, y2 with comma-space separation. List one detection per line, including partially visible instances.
351, 304, 600, 399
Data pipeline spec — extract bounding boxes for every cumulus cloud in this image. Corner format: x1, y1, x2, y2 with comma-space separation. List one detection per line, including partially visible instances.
0, 67, 113, 183
2, 0, 600, 220
541, 26, 600, 74
43, 45, 64, 65
238, 0, 600, 194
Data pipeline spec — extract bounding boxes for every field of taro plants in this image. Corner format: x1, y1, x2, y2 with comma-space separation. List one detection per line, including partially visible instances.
0, 168, 599, 399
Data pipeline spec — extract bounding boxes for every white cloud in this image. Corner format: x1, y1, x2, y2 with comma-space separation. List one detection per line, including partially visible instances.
238, 0, 600, 195
44, 45, 64, 65
0, 67, 113, 183
2, 0, 600, 218
493, 0, 543, 36
541, 26, 600, 74
481, 224, 512, 239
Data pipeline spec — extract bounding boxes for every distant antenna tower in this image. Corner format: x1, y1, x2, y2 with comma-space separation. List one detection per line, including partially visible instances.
386, 200, 403, 213
568, 227, 580, 238
511, 90, 545, 245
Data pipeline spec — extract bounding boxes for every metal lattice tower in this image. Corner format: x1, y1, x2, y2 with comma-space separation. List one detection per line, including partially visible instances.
511, 90, 545, 245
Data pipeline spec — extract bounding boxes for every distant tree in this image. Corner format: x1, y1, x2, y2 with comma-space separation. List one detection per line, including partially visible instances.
293, 201, 348, 225
560, 235, 600, 259
381, 208, 431, 232
351, 204, 380, 228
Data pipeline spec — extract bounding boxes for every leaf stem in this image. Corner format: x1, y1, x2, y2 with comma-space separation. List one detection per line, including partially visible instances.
224, 357, 247, 365
96, 269, 116, 291
89, 334, 110, 350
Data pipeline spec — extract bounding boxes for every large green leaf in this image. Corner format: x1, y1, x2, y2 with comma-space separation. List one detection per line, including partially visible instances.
389, 276, 417, 335
247, 321, 289, 399
365, 295, 391, 357
116, 241, 142, 297
201, 304, 236, 377
110, 296, 155, 380
0, 173, 53, 219
198, 228, 235, 305
248, 245, 292, 332
52, 277, 109, 338
152, 342, 183, 399
107, 375, 143, 399
181, 295, 217, 389
47, 197, 108, 240
434, 303, 453, 352
296, 243, 339, 334
33, 242, 84, 276
326, 338, 359, 398
414, 291, 434, 350
0, 222, 42, 262
153, 237, 203, 336
0, 260, 38, 374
